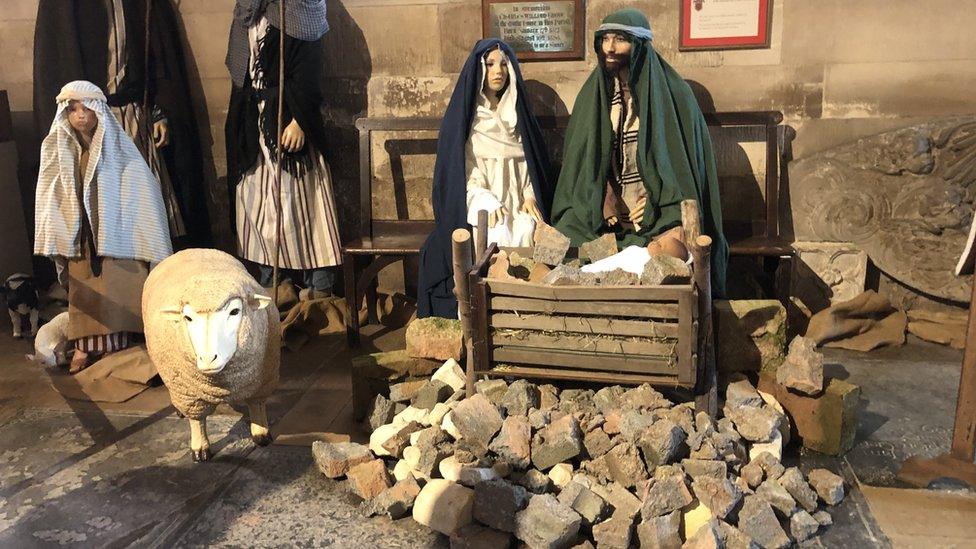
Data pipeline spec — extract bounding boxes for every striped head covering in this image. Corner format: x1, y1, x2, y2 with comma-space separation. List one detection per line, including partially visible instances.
595, 8, 654, 42
34, 80, 173, 264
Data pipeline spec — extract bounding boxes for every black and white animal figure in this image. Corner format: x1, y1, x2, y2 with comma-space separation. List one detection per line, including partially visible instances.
2, 274, 40, 338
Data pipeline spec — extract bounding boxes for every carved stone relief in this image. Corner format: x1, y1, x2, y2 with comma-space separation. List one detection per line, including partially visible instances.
791, 241, 867, 312
789, 117, 976, 303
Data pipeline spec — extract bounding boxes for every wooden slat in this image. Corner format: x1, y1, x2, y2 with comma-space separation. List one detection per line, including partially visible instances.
492, 347, 676, 375
490, 296, 680, 319
486, 280, 693, 301
470, 279, 491, 388
491, 332, 677, 356
491, 313, 679, 338
474, 365, 685, 387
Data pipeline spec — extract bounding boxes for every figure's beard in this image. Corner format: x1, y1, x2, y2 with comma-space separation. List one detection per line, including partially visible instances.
601, 54, 630, 73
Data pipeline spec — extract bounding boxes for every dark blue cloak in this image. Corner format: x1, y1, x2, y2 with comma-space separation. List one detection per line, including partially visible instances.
417, 39, 554, 318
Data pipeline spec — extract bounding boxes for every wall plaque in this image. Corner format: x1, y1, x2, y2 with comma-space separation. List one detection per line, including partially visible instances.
482, 0, 585, 61
679, 0, 773, 51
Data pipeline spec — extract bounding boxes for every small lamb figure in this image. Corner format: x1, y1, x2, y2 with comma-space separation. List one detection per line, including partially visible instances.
2, 273, 39, 338
143, 249, 280, 462
27, 311, 69, 367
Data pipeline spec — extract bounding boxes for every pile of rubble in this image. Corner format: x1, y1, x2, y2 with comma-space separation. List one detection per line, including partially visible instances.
313, 360, 847, 548
487, 225, 693, 287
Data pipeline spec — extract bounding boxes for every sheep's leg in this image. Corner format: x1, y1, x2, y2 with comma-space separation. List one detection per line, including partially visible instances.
8, 309, 21, 338
28, 309, 39, 337
248, 401, 272, 446
189, 417, 212, 462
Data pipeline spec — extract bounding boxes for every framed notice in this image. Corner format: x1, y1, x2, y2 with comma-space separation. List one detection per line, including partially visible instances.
679, 0, 773, 51
482, 0, 585, 61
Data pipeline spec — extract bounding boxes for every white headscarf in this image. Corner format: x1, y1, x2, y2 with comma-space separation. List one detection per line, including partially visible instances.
468, 50, 523, 160
34, 80, 172, 264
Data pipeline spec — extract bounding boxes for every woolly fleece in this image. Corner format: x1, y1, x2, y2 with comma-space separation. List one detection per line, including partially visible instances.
142, 248, 280, 419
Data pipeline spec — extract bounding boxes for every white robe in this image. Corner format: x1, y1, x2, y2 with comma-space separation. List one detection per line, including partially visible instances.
464, 57, 537, 247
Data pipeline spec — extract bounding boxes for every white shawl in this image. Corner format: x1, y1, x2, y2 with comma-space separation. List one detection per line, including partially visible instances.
34, 80, 172, 264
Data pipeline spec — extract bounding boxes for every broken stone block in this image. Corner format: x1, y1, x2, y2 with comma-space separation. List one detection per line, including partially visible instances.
532, 414, 583, 470
393, 405, 429, 426
636, 509, 681, 549
592, 513, 633, 549
740, 461, 764, 488
725, 405, 782, 443
641, 254, 692, 285
691, 476, 743, 520
725, 374, 764, 408
507, 251, 536, 279
758, 390, 792, 446
618, 409, 657, 442
593, 386, 625, 413
658, 405, 695, 438
450, 523, 513, 549
584, 428, 614, 459
501, 379, 540, 416
737, 495, 790, 549
755, 479, 797, 518
392, 459, 417, 482
452, 394, 503, 448
433, 358, 467, 392
381, 421, 424, 459
513, 468, 551, 494
528, 262, 553, 283
366, 394, 396, 432
748, 430, 783, 463
813, 510, 833, 526
790, 509, 821, 543
475, 379, 509, 405
714, 300, 787, 375
533, 224, 572, 266
442, 410, 462, 439
515, 494, 582, 549
364, 476, 421, 519
600, 268, 640, 286
684, 519, 723, 549
347, 459, 392, 501
557, 481, 610, 526
689, 440, 720, 461
776, 336, 824, 396
807, 468, 845, 505
311, 441, 373, 479
717, 521, 756, 549
681, 498, 711, 541
654, 464, 686, 480
758, 373, 860, 456
750, 453, 782, 480
490, 415, 532, 470
413, 427, 452, 477
351, 350, 441, 420
548, 463, 574, 490
389, 379, 427, 403
681, 459, 728, 480
605, 482, 642, 519
620, 384, 672, 411
641, 476, 694, 518
406, 317, 464, 361
459, 465, 503, 488
473, 479, 530, 532
779, 467, 819, 513
580, 233, 618, 263
488, 250, 516, 281
413, 380, 453, 410
638, 420, 688, 472
371, 423, 408, 457
600, 443, 648, 488
427, 402, 453, 428
541, 264, 583, 285
528, 408, 552, 430
413, 479, 475, 536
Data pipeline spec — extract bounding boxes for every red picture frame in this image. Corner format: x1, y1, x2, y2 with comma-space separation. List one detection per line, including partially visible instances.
679, 0, 773, 51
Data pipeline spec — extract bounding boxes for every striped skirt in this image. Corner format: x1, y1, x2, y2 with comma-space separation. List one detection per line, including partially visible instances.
235, 150, 342, 270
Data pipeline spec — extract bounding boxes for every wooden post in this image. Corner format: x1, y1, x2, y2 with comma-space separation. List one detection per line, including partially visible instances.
899, 269, 976, 487
681, 199, 717, 418
452, 229, 475, 396
476, 210, 489, 264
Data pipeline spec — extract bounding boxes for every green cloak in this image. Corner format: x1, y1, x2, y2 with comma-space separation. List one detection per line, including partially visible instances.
551, 9, 728, 296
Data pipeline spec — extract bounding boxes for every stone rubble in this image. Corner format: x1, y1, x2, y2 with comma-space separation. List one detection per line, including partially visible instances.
776, 336, 825, 396
314, 362, 847, 548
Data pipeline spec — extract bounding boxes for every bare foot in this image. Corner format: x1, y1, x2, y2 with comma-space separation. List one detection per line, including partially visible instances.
68, 350, 89, 374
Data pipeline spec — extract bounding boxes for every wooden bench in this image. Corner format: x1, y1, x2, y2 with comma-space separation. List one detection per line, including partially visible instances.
344, 111, 791, 346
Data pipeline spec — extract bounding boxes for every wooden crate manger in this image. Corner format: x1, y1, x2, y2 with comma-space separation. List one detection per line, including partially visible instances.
467, 269, 700, 388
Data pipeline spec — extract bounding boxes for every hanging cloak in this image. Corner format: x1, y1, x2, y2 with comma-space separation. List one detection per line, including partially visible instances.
417, 39, 554, 318
224, 0, 330, 226
32, 0, 213, 248
35, 80, 172, 265
551, 9, 728, 297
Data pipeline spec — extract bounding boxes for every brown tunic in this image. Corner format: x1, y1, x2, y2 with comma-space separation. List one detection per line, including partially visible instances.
66, 146, 149, 341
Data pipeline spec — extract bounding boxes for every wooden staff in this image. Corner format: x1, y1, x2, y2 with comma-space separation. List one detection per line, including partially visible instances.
476, 209, 489, 264
139, 0, 154, 160
271, 0, 286, 302
452, 229, 474, 396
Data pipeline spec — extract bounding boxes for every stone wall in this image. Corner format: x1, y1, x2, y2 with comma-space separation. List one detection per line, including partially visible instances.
2, 0, 974, 294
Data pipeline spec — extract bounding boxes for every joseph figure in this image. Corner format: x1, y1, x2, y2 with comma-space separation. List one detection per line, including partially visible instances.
551, 9, 728, 296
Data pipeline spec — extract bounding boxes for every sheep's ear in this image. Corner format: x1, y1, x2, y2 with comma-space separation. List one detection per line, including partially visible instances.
160, 305, 184, 320
251, 293, 273, 310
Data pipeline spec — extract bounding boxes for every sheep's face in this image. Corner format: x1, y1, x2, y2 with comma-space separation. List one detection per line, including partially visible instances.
163, 294, 271, 375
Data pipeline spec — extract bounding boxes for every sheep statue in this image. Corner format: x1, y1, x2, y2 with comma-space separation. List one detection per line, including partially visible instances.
143, 248, 280, 461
